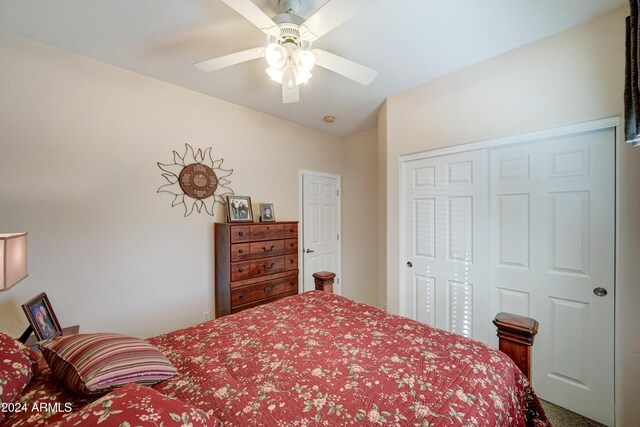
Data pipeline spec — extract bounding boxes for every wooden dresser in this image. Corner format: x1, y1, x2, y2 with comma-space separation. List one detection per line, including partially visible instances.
214, 221, 299, 317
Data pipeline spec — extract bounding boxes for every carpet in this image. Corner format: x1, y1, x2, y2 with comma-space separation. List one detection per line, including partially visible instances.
540, 400, 606, 426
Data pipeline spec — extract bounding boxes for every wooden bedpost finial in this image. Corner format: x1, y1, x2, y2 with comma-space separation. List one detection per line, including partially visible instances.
493, 312, 539, 380
313, 271, 335, 293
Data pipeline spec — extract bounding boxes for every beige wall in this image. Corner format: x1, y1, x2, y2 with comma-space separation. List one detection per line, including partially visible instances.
0, 32, 344, 339
341, 127, 378, 307
381, 7, 639, 425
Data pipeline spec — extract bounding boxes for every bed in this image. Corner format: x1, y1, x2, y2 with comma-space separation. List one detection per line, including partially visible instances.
2, 291, 549, 426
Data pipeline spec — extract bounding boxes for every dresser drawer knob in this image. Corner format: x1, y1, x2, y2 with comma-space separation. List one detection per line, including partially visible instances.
289, 243, 294, 247
239, 293, 244, 299
238, 231, 244, 237
265, 263, 275, 270
262, 245, 275, 252
290, 259, 294, 263
290, 228, 294, 232
239, 267, 244, 272
238, 249, 244, 253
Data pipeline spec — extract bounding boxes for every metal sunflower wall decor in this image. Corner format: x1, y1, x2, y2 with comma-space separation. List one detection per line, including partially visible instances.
157, 144, 234, 217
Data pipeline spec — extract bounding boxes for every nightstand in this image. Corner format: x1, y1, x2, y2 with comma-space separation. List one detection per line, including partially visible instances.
24, 325, 80, 354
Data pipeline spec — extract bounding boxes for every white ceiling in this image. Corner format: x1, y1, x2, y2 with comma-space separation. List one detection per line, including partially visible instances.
0, 0, 626, 136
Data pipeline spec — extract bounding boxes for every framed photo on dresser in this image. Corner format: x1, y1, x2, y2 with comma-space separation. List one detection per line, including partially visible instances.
259, 203, 275, 222
226, 195, 253, 222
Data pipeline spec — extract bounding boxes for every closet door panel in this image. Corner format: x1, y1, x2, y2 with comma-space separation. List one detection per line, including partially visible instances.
489, 128, 615, 425
402, 150, 488, 342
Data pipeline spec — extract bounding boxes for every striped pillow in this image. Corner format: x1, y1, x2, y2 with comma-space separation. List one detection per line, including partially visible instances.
39, 333, 177, 395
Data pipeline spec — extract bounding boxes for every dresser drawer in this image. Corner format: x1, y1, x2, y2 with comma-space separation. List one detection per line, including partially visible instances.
271, 276, 295, 293
251, 281, 287, 301
285, 254, 298, 271
284, 223, 298, 238
284, 275, 298, 292
230, 243, 251, 262
251, 224, 284, 240
230, 226, 251, 243
250, 257, 284, 277
285, 238, 298, 254
230, 261, 251, 281
230, 287, 251, 306
249, 240, 285, 258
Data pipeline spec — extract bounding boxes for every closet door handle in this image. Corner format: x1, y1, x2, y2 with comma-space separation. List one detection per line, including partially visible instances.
593, 287, 608, 297
306, 249, 315, 254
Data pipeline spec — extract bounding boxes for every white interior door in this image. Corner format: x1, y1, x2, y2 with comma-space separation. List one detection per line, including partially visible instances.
490, 128, 615, 425
401, 150, 489, 342
302, 172, 341, 294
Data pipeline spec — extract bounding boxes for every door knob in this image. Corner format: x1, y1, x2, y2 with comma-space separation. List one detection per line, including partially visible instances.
593, 287, 608, 297
306, 249, 315, 254
407, 261, 413, 268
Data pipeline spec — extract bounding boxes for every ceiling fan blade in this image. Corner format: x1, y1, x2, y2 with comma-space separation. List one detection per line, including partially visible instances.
195, 47, 264, 72
301, 0, 381, 40
313, 49, 378, 85
282, 70, 300, 103
220, 0, 279, 35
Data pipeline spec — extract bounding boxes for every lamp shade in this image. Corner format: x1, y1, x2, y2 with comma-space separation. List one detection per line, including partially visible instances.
0, 233, 28, 291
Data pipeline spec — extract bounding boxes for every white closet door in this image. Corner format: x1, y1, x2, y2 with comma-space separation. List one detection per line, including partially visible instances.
490, 128, 615, 425
302, 173, 341, 294
401, 150, 488, 342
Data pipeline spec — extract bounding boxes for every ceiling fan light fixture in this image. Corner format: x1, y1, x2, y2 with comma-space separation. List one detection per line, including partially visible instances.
294, 49, 317, 72
266, 66, 285, 84
202, 0, 381, 104
265, 43, 287, 68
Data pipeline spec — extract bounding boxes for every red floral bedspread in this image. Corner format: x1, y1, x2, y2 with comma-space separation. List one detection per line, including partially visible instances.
149, 291, 550, 426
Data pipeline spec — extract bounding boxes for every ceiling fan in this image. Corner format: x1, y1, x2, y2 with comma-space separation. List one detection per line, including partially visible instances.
195, 0, 380, 103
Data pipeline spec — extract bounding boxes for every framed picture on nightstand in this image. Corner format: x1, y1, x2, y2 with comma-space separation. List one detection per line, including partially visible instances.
22, 292, 62, 341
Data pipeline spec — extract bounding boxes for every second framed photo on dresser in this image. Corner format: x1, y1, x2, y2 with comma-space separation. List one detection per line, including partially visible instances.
226, 195, 253, 222
259, 203, 275, 222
